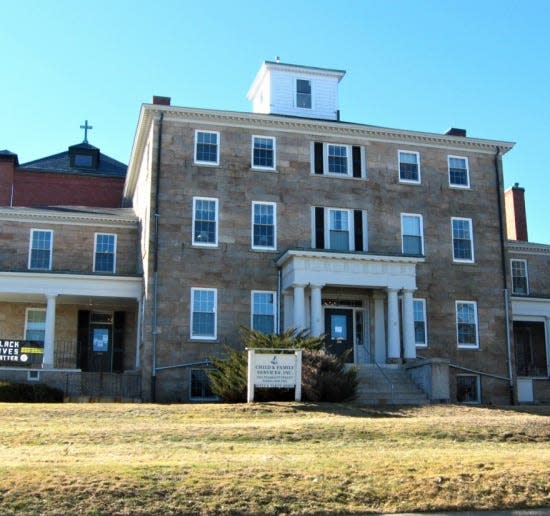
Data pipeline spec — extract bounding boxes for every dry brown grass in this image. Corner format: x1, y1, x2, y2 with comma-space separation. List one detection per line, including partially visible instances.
0, 402, 549, 514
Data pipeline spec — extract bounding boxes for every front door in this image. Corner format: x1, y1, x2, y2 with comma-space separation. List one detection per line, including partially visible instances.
324, 308, 354, 363
89, 324, 112, 372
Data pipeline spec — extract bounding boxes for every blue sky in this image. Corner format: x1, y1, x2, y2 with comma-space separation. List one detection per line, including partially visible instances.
1, 0, 549, 242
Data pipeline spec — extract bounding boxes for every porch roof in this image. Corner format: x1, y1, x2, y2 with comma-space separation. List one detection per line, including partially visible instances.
275, 249, 424, 292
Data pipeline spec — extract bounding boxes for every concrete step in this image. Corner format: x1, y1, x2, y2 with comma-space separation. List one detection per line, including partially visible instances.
353, 364, 429, 406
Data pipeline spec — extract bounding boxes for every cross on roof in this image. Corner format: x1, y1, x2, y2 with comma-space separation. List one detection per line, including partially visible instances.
80, 120, 93, 143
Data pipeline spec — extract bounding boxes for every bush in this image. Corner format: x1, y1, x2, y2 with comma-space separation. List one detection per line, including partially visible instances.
208, 328, 357, 403
0, 381, 64, 402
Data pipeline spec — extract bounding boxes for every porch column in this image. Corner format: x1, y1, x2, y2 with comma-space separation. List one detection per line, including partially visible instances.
310, 284, 323, 337
402, 289, 416, 359
387, 288, 401, 360
283, 292, 293, 330
293, 284, 306, 331
43, 294, 57, 368
373, 293, 387, 364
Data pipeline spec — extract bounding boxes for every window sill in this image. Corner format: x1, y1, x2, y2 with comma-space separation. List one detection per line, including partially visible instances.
251, 247, 277, 253
398, 179, 422, 186
449, 184, 471, 190
251, 166, 277, 172
194, 161, 220, 167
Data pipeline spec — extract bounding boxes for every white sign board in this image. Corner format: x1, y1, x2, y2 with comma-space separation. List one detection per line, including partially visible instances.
247, 349, 302, 402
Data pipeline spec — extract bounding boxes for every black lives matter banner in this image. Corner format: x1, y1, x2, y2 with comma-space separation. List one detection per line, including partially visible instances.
0, 339, 43, 366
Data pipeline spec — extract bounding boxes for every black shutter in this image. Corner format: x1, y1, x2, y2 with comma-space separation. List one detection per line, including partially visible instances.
314, 142, 324, 175
352, 146, 362, 178
77, 310, 90, 371
354, 210, 363, 251
315, 207, 325, 249
113, 311, 125, 373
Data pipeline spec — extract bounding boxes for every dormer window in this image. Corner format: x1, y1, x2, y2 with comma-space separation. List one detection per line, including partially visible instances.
74, 154, 93, 167
296, 79, 312, 109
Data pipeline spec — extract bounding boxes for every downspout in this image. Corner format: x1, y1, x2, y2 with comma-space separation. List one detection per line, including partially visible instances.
277, 267, 282, 335
151, 112, 164, 402
494, 146, 514, 403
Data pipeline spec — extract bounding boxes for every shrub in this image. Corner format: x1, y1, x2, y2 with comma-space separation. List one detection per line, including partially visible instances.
0, 381, 64, 402
208, 328, 357, 403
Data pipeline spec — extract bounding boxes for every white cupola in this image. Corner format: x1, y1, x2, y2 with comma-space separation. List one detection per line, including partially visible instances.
247, 60, 346, 121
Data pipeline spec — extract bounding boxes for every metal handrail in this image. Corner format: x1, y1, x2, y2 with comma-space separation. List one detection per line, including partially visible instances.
364, 349, 394, 402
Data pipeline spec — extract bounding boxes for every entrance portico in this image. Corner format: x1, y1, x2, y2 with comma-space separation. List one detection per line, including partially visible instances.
276, 249, 424, 364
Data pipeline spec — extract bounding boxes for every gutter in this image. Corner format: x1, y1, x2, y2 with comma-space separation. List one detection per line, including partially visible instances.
494, 146, 515, 403
151, 113, 164, 402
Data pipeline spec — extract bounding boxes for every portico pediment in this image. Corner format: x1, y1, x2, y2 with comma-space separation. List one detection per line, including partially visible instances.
276, 249, 424, 291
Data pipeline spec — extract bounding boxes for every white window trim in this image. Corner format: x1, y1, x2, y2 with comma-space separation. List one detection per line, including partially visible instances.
192, 197, 219, 247
456, 374, 481, 403
511, 259, 529, 295
251, 201, 277, 251
295, 78, 313, 110
325, 208, 354, 251
398, 150, 421, 184
190, 287, 217, 340
324, 144, 351, 177
93, 233, 117, 273
194, 130, 220, 166
413, 298, 428, 347
24, 307, 46, 341
28, 229, 53, 270
451, 217, 475, 263
401, 213, 424, 255
250, 290, 278, 333
448, 155, 470, 189
251, 135, 276, 171
456, 300, 479, 349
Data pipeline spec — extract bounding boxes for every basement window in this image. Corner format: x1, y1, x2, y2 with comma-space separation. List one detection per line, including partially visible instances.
456, 374, 480, 403
189, 369, 217, 401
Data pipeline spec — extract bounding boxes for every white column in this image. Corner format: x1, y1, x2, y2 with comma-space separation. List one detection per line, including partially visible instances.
293, 284, 306, 331
373, 293, 387, 364
310, 284, 323, 336
42, 294, 57, 368
387, 288, 401, 360
402, 289, 416, 360
283, 293, 293, 331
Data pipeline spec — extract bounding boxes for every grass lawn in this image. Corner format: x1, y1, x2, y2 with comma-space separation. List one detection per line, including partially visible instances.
0, 402, 549, 515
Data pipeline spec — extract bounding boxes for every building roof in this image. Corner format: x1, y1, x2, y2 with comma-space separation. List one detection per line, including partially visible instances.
19, 142, 127, 178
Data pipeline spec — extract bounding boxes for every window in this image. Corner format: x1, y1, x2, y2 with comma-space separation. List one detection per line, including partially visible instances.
194, 130, 219, 165
328, 209, 351, 251
252, 202, 276, 250
401, 214, 424, 255
74, 154, 93, 167
313, 207, 367, 252
413, 299, 427, 347
193, 197, 218, 246
312, 142, 365, 178
511, 259, 529, 295
191, 288, 217, 339
296, 79, 311, 108
399, 150, 420, 183
327, 144, 348, 175
251, 291, 277, 333
94, 233, 116, 273
456, 301, 479, 348
28, 229, 53, 270
448, 156, 470, 188
25, 308, 46, 342
252, 136, 276, 170
452, 218, 474, 262
457, 374, 480, 403
189, 369, 217, 400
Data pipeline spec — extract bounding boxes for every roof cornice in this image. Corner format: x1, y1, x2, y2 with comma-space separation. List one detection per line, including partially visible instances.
0, 207, 137, 227
507, 240, 550, 255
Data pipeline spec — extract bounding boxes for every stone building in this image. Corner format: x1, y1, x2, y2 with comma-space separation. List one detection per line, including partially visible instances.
123, 61, 518, 403
2, 62, 549, 405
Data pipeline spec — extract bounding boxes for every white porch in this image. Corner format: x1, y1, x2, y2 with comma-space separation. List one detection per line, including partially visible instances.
0, 271, 142, 369
276, 249, 424, 364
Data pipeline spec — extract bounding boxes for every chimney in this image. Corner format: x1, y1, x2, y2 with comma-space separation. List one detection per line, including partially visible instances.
504, 183, 528, 241
152, 96, 171, 106
445, 127, 467, 137
0, 150, 18, 206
